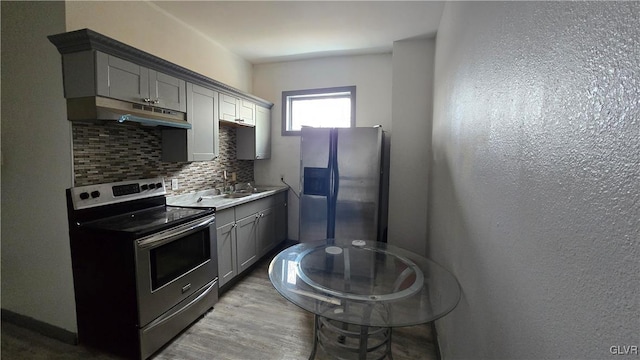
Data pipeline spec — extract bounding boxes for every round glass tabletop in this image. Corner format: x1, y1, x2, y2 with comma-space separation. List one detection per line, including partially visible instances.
269, 239, 461, 327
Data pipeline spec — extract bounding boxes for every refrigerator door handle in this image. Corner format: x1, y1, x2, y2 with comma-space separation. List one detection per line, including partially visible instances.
327, 129, 340, 239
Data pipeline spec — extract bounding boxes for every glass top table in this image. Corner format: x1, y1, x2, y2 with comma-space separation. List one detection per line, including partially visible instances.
269, 239, 461, 328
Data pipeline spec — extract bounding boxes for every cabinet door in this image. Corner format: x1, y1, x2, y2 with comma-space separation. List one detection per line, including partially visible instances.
216, 221, 237, 287
239, 99, 256, 125
275, 196, 287, 245
188, 83, 219, 161
96, 52, 149, 104
236, 214, 258, 273
255, 105, 271, 159
236, 105, 271, 160
150, 69, 187, 112
257, 207, 276, 257
219, 93, 239, 122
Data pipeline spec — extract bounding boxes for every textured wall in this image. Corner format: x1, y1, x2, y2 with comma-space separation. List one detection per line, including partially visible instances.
430, 2, 639, 359
72, 123, 253, 195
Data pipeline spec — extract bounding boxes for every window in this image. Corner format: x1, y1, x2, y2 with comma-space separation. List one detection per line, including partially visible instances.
281, 86, 356, 136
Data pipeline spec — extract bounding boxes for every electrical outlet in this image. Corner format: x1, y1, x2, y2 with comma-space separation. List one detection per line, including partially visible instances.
280, 174, 285, 182
171, 178, 179, 190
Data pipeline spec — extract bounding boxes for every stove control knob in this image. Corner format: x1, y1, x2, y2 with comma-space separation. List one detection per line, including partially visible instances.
156, 182, 163, 189
148, 183, 156, 189
141, 184, 148, 190
79, 192, 90, 200
90, 191, 100, 198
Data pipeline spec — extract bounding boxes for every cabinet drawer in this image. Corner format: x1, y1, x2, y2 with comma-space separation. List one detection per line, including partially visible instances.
235, 197, 273, 219
216, 208, 235, 227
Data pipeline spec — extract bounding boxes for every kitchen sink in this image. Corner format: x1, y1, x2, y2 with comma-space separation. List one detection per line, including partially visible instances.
166, 186, 282, 209
223, 187, 271, 198
223, 192, 254, 198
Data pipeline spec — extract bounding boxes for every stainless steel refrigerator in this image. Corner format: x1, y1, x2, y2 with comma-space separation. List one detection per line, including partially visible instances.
299, 126, 389, 243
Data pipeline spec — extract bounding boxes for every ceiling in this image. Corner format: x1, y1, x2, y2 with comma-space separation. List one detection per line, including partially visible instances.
150, 1, 445, 64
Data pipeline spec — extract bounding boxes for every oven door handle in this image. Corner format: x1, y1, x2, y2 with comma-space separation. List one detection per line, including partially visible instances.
136, 214, 215, 249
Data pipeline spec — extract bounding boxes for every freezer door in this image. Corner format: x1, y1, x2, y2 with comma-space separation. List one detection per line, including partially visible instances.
300, 128, 331, 242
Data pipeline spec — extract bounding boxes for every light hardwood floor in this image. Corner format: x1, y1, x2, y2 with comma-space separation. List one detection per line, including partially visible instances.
1, 254, 438, 360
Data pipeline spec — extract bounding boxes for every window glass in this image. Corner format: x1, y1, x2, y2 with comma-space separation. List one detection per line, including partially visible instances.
282, 86, 356, 136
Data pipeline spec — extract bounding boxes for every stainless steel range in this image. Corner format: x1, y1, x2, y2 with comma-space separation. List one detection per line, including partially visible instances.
66, 178, 218, 360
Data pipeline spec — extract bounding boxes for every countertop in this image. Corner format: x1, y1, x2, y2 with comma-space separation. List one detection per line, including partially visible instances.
166, 186, 288, 211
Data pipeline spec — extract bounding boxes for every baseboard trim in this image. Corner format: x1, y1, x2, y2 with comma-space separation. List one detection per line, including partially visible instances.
1, 308, 78, 345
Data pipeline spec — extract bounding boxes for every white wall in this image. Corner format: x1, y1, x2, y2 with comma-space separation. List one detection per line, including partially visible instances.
65, 1, 253, 92
1, 1, 76, 332
388, 39, 434, 255
430, 2, 639, 358
252, 54, 393, 240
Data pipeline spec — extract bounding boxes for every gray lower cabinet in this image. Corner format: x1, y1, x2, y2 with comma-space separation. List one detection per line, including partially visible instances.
235, 213, 259, 273
257, 207, 276, 257
216, 209, 237, 287
275, 199, 287, 247
216, 192, 287, 288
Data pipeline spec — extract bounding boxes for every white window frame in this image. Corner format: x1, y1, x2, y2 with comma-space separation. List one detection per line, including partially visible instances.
281, 86, 356, 136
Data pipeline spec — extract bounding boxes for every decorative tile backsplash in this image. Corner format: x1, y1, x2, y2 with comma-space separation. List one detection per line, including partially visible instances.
72, 122, 253, 195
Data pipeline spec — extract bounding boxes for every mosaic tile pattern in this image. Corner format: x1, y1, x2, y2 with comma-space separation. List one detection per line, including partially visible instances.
72, 122, 254, 195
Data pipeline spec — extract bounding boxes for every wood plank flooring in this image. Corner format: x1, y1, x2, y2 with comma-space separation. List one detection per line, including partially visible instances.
2, 254, 438, 360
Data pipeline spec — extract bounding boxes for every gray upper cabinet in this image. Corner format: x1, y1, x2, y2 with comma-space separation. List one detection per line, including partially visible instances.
239, 99, 256, 125
187, 83, 218, 161
219, 93, 239, 122
162, 83, 218, 162
149, 70, 187, 112
96, 52, 149, 103
63, 51, 186, 113
254, 105, 271, 159
219, 93, 256, 126
237, 105, 271, 160
50, 29, 273, 119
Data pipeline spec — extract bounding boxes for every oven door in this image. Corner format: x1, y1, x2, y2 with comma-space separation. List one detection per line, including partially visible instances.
135, 214, 217, 327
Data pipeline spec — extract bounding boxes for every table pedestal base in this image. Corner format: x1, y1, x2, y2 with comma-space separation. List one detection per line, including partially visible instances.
310, 314, 393, 360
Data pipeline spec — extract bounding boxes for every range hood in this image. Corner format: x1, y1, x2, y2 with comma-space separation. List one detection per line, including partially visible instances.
66, 96, 191, 129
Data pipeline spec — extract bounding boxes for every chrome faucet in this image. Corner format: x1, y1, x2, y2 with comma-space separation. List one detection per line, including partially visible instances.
222, 170, 229, 193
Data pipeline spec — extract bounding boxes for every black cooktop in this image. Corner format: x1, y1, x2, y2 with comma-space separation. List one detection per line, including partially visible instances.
81, 205, 214, 236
